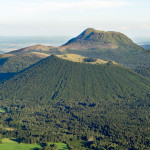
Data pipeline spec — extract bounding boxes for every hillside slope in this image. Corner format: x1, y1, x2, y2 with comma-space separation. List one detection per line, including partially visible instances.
0, 53, 46, 73
0, 54, 150, 149
0, 44, 61, 74
1, 54, 150, 100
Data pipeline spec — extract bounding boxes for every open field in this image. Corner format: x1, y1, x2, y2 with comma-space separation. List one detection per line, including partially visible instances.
0, 138, 69, 150
0, 138, 41, 150
48, 142, 69, 150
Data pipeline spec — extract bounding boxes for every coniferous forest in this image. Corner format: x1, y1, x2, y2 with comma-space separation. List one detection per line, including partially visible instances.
0, 55, 150, 149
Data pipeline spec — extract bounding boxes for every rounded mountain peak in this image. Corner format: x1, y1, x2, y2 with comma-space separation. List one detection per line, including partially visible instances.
79, 28, 104, 39
60, 28, 135, 51
77, 28, 133, 43
66, 28, 133, 45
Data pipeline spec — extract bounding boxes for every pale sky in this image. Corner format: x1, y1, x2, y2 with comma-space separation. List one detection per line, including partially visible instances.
0, 0, 150, 40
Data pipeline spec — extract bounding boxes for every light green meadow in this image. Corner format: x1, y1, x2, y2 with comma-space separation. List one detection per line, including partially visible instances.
48, 142, 69, 150
0, 138, 69, 150
0, 138, 41, 150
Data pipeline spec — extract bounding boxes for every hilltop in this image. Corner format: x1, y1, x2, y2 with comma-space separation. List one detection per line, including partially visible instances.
58, 28, 150, 68
59, 28, 134, 50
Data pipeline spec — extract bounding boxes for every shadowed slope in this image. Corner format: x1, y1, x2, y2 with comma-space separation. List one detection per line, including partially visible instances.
0, 53, 43, 73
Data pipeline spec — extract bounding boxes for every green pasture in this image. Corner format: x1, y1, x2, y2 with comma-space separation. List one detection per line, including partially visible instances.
0, 138, 69, 150
48, 142, 69, 150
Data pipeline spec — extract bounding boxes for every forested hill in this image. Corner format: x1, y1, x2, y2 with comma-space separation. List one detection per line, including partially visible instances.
0, 44, 60, 74
0, 54, 150, 149
1, 54, 150, 101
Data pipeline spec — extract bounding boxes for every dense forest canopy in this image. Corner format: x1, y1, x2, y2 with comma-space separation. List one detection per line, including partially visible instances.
0, 55, 150, 149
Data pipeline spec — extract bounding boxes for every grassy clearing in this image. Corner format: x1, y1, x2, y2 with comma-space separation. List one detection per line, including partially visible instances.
57, 54, 108, 64
0, 138, 69, 150
0, 138, 41, 150
0, 108, 6, 113
4, 127, 15, 131
48, 142, 69, 150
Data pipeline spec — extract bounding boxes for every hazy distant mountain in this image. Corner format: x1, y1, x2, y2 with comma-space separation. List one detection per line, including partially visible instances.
59, 28, 134, 50
141, 44, 150, 50
9, 44, 55, 54
0, 51, 5, 54
0, 54, 150, 149
58, 28, 150, 68
0, 36, 70, 52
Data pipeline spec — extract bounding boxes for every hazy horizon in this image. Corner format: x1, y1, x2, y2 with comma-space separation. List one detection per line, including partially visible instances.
0, 36, 70, 52
0, 34, 150, 53
0, 0, 150, 40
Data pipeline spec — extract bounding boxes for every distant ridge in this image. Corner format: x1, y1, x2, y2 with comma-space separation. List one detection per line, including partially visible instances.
141, 44, 150, 50
8, 44, 55, 54
57, 28, 150, 68
0, 50, 5, 54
